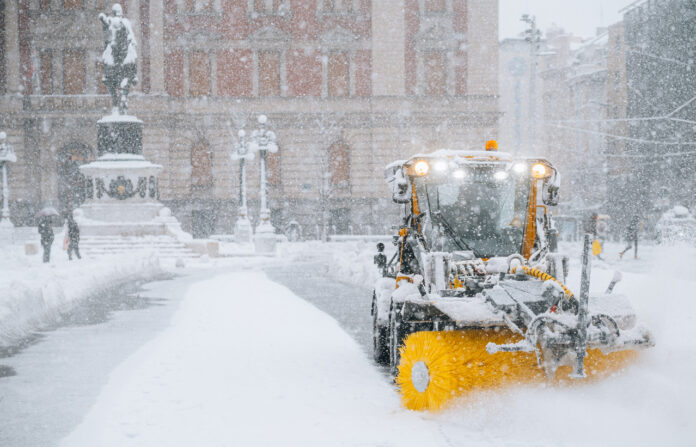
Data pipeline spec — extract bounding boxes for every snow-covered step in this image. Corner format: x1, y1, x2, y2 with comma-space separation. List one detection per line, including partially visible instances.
78, 235, 200, 259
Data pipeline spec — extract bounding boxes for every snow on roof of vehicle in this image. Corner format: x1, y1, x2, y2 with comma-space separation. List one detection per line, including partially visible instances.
385, 149, 554, 171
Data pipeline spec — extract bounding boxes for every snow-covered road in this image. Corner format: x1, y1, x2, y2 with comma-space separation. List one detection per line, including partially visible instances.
2, 242, 694, 446
60, 271, 451, 447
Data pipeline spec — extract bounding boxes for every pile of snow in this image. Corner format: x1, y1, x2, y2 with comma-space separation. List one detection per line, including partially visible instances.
655, 205, 696, 243
274, 240, 393, 288
0, 245, 164, 348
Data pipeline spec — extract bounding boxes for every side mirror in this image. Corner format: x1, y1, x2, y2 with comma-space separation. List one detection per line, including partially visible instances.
542, 169, 560, 206
386, 167, 411, 204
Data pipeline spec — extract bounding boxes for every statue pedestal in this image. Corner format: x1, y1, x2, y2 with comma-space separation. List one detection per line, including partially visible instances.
254, 222, 277, 254
235, 217, 253, 244
76, 114, 188, 239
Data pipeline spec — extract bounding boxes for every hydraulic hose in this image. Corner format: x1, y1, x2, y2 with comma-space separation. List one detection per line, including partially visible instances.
511, 265, 575, 301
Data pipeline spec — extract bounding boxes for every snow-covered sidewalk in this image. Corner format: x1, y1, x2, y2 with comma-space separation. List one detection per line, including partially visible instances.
61, 271, 448, 447
0, 245, 164, 348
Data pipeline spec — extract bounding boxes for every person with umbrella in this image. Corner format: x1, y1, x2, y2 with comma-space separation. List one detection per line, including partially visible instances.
37, 206, 58, 263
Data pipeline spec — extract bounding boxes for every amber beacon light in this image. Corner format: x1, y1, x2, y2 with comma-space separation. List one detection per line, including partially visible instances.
485, 140, 498, 151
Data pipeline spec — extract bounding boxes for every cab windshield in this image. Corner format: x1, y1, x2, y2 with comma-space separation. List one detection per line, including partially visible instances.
415, 165, 531, 257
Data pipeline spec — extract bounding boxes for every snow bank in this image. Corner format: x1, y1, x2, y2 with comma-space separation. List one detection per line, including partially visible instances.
0, 246, 164, 348
276, 240, 393, 287
61, 271, 448, 446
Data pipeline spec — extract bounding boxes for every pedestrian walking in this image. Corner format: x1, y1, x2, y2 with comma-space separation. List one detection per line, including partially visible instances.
584, 212, 603, 260
620, 215, 640, 259
66, 214, 81, 260
38, 216, 54, 263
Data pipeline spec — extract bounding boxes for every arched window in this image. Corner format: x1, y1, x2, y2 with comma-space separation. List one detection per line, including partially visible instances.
328, 141, 350, 189
191, 139, 213, 188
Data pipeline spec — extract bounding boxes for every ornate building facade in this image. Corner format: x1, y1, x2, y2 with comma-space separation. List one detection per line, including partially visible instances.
0, 0, 499, 238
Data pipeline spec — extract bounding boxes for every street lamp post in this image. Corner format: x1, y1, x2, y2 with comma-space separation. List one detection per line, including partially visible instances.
231, 129, 254, 243
249, 114, 278, 253
0, 131, 17, 230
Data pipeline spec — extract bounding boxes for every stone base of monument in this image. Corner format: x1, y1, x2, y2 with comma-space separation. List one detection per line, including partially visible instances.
75, 113, 193, 247
234, 217, 253, 244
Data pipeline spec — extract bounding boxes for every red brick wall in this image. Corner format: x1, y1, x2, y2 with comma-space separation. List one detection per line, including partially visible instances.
287, 49, 322, 97
217, 49, 253, 97
19, 0, 32, 95
140, 0, 151, 93
162, 0, 372, 98
404, 0, 419, 95
0, 1, 5, 94
454, 0, 467, 95
164, 50, 184, 97
189, 51, 211, 97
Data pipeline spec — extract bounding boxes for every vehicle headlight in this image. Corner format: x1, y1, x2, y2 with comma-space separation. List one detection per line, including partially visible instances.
531, 163, 548, 179
452, 169, 466, 179
413, 160, 430, 176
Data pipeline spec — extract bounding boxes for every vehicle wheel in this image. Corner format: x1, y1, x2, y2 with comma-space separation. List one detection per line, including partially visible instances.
388, 302, 410, 377
372, 295, 389, 365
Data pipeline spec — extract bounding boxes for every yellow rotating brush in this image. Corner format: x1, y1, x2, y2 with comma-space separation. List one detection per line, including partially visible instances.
396, 330, 636, 411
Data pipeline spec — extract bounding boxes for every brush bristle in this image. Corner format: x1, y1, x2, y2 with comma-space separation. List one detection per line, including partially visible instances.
396, 330, 637, 411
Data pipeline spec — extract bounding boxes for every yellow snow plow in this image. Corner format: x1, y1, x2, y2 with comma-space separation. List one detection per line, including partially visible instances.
371, 142, 652, 411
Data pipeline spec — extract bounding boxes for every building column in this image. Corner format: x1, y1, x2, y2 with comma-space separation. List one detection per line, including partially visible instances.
5, 0, 21, 94
126, 0, 142, 92
210, 51, 218, 96
467, 0, 498, 96
321, 48, 328, 98
371, 0, 405, 96
149, 0, 165, 93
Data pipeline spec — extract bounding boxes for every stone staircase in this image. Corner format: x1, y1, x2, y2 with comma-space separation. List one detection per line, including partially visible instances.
79, 235, 200, 259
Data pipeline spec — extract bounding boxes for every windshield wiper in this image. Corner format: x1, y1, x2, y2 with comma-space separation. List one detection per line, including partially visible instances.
431, 210, 483, 258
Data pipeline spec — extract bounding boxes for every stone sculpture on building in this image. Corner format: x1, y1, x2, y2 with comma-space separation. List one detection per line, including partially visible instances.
99, 3, 138, 115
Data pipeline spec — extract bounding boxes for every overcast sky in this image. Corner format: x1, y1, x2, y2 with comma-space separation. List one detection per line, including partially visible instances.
499, 0, 635, 40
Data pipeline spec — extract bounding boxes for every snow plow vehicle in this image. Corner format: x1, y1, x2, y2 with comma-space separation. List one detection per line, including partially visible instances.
372, 142, 653, 411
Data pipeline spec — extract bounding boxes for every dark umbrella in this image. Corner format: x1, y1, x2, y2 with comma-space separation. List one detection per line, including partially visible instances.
35, 206, 60, 218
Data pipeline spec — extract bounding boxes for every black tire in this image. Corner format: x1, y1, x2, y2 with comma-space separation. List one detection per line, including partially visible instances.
372, 294, 390, 365
388, 302, 410, 377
